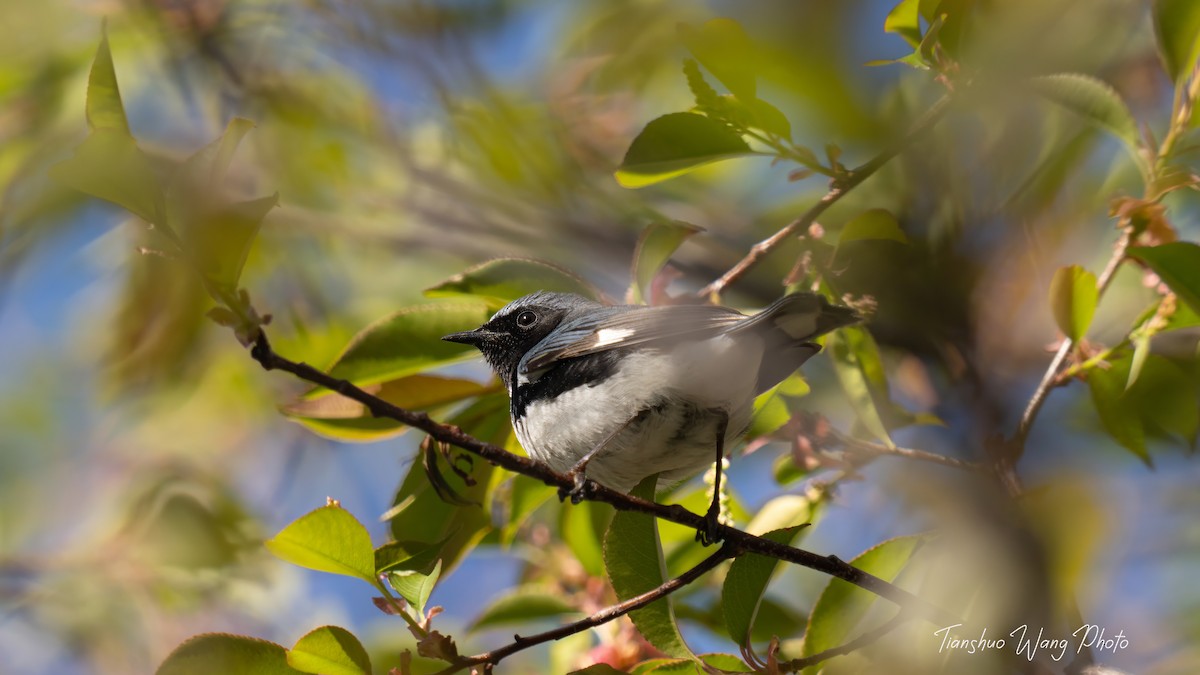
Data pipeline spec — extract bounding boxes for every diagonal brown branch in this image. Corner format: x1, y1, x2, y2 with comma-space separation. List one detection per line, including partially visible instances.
433, 543, 741, 674
248, 331, 957, 626
697, 94, 953, 300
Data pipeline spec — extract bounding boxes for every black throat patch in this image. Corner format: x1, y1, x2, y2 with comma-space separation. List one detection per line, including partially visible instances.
511, 349, 627, 420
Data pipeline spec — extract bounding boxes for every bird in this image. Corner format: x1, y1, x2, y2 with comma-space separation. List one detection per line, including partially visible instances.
442, 291, 859, 543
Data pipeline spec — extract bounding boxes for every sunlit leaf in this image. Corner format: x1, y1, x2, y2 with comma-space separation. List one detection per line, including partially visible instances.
826, 326, 895, 447
1029, 74, 1139, 151
287, 626, 371, 675
569, 665, 629, 675
388, 559, 442, 616
604, 476, 693, 660
678, 18, 757, 101
283, 374, 492, 442
563, 498, 612, 578
884, 0, 923, 47
722, 525, 806, 646
265, 504, 375, 582
85, 28, 130, 134
838, 208, 908, 246
1048, 265, 1098, 342
425, 258, 603, 309
699, 653, 751, 672
800, 536, 920, 672
1153, 0, 1200, 82
49, 129, 164, 224
157, 633, 302, 675
186, 193, 278, 292
504, 474, 557, 544
1127, 333, 1151, 391
1129, 243, 1200, 315
375, 537, 445, 576
631, 221, 702, 303
469, 587, 580, 632
325, 301, 492, 388
616, 113, 755, 188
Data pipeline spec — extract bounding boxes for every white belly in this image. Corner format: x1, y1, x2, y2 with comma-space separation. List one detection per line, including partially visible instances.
513, 338, 762, 492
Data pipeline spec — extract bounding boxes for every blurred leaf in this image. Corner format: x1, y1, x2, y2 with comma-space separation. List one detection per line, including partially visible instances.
504, 474, 557, 544
388, 559, 442, 616
631, 221, 702, 303
563, 498, 613, 578
747, 386, 791, 440
604, 476, 693, 660
85, 28, 129, 134
283, 375, 491, 442
745, 98, 792, 140
722, 525, 806, 646
325, 301, 492, 388
1088, 354, 1149, 463
838, 209, 909, 246
746, 494, 813, 536
265, 504, 375, 582
884, 0, 923, 47
616, 113, 755, 188
826, 326, 895, 447
1029, 74, 1139, 151
185, 193, 278, 292
212, 118, 256, 183
569, 666, 629, 675
157, 634, 302, 675
699, 652, 751, 672
425, 258, 603, 309
800, 536, 920, 672
49, 129, 164, 224
386, 393, 507, 571
1153, 0, 1200, 82
287, 626, 371, 675
1128, 333, 1151, 391
469, 587, 580, 632
1048, 265, 1098, 342
1129, 243, 1200, 314
678, 18, 757, 101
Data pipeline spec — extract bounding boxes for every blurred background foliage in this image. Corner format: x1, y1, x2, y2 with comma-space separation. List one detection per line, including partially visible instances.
2, 0, 1200, 673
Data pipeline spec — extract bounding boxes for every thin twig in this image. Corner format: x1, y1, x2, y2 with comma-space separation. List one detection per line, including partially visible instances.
697, 94, 953, 300
433, 543, 740, 674
248, 331, 957, 626
832, 430, 985, 473
781, 612, 910, 672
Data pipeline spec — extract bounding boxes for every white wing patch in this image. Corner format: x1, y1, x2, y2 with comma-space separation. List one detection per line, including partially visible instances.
593, 327, 634, 347
774, 313, 818, 340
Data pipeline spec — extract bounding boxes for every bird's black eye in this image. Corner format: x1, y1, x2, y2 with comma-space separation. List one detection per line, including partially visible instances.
515, 310, 537, 328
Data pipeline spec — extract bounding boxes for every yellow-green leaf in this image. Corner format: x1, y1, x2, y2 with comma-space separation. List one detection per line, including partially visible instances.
49, 129, 164, 224
388, 559, 441, 616
265, 504, 375, 582
1129, 243, 1200, 315
631, 221, 703, 303
86, 28, 130, 134
157, 633, 303, 675
1153, 0, 1200, 83
884, 0, 923, 47
287, 626, 371, 675
616, 113, 755, 188
1048, 265, 1098, 342
425, 258, 602, 310
722, 525, 806, 646
838, 208, 909, 246
827, 326, 895, 447
678, 18, 758, 101
1029, 74, 1139, 151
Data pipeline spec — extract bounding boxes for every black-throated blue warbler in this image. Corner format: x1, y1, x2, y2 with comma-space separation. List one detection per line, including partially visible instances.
443, 291, 858, 543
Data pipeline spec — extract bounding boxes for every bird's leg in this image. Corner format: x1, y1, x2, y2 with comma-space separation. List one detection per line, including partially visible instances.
559, 408, 650, 504
696, 409, 730, 546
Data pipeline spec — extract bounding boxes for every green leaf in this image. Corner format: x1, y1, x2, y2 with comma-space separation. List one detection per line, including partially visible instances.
1129, 243, 1200, 315
212, 118, 256, 183
325, 301, 493, 389
287, 626, 371, 675
86, 28, 130, 134
569, 666, 630, 675
616, 113, 755, 188
283, 375, 491, 442
722, 525, 806, 646
604, 476, 693, 659
746, 386, 791, 440
745, 98, 792, 140
469, 587, 580, 632
388, 559, 442, 616
425, 258, 602, 310
1048, 265, 1098, 342
265, 504, 375, 582
374, 537, 445, 576
1029, 74, 1139, 150
1127, 333, 1151, 391
1089, 355, 1149, 463
800, 536, 920, 671
884, 0, 923, 47
503, 474, 557, 544
838, 209, 909, 246
631, 221, 703, 303
826, 326, 895, 447
699, 653, 751, 672
186, 192, 278, 292
563, 499, 613, 578
49, 129, 164, 224
157, 633, 303, 675
678, 18, 758, 101
1153, 0, 1200, 82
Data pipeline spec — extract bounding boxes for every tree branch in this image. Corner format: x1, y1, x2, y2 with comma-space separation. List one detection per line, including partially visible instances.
248, 331, 957, 626
697, 94, 953, 300
434, 543, 741, 674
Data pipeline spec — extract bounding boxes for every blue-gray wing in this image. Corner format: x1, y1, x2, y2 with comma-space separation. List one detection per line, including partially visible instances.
519, 304, 746, 374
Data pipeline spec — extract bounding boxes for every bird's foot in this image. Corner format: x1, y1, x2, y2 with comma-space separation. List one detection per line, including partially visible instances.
558, 470, 594, 505
694, 502, 723, 546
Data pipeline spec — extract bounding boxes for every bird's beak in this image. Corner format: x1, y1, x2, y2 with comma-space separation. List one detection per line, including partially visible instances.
442, 328, 490, 346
